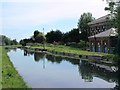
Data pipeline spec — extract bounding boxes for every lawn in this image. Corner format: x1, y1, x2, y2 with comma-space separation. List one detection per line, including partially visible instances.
30, 44, 114, 57
1, 46, 29, 88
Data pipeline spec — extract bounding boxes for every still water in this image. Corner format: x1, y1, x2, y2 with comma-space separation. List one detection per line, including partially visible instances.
6, 48, 118, 88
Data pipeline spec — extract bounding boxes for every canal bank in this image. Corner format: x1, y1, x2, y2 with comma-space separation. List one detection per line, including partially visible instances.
22, 45, 114, 65
1, 46, 29, 88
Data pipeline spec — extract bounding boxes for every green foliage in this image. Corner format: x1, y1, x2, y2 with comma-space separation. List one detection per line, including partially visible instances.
46, 30, 63, 43
116, 6, 120, 35
30, 44, 110, 56
19, 39, 32, 46
62, 28, 80, 43
113, 54, 120, 63
116, 6, 120, 55
78, 12, 95, 41
11, 39, 18, 45
105, 1, 120, 57
35, 32, 45, 43
67, 28, 80, 43
20, 30, 45, 46
34, 30, 39, 38
105, 1, 116, 14
33, 30, 45, 43
65, 40, 89, 49
0, 35, 18, 45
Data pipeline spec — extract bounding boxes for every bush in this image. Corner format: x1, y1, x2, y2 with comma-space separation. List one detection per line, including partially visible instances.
65, 40, 89, 49
113, 54, 120, 63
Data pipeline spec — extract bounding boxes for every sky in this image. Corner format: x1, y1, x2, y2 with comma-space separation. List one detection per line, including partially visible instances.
1, 0, 108, 41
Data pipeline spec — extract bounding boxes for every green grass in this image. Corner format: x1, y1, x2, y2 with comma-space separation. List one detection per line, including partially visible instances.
1, 46, 29, 88
30, 44, 114, 57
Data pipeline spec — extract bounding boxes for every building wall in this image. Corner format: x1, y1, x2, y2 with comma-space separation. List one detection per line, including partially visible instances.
89, 37, 111, 53
89, 22, 111, 36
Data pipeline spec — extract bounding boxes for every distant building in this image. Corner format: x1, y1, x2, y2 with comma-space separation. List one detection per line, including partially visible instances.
88, 15, 118, 53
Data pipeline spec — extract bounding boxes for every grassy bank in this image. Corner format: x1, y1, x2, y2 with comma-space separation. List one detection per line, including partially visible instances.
29, 44, 114, 57
1, 46, 28, 88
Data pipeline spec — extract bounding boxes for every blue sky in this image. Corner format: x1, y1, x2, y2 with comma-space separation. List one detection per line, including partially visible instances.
1, 0, 108, 41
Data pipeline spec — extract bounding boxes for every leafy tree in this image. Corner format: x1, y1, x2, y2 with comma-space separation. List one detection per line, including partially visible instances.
34, 30, 39, 38
0, 35, 12, 45
104, 1, 120, 56
78, 12, 95, 41
67, 28, 80, 43
62, 28, 80, 43
12, 39, 18, 45
35, 32, 45, 43
116, 6, 120, 56
19, 39, 30, 46
46, 30, 63, 43
33, 30, 45, 43
62, 32, 70, 43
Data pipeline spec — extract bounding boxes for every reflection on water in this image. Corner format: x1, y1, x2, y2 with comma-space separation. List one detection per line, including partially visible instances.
5, 47, 17, 53
6, 48, 120, 88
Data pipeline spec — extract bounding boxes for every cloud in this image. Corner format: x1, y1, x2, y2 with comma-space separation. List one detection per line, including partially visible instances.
3, 0, 107, 28
2, 0, 108, 40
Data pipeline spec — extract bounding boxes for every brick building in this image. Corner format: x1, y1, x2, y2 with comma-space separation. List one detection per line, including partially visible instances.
88, 15, 118, 53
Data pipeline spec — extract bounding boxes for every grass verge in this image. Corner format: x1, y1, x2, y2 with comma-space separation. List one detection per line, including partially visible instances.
30, 44, 114, 57
1, 46, 28, 88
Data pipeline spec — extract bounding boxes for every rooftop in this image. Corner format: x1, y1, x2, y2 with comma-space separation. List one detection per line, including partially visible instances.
88, 28, 118, 39
88, 14, 112, 25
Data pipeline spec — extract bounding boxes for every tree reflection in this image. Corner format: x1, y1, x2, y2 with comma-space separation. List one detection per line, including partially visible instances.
24, 50, 28, 56
46, 54, 62, 64
24, 50, 34, 56
34, 52, 45, 62
46, 54, 80, 65
78, 60, 118, 84
63, 57, 80, 65
78, 60, 93, 82
23, 50, 119, 88
5, 48, 17, 53
5, 48, 11, 53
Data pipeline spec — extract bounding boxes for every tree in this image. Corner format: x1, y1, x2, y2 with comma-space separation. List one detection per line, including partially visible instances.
12, 39, 18, 45
116, 6, 120, 56
34, 30, 39, 38
0, 35, 12, 45
46, 30, 63, 43
67, 28, 80, 43
33, 30, 45, 43
19, 38, 31, 46
78, 12, 95, 41
62, 32, 70, 43
104, 1, 120, 56
35, 32, 45, 43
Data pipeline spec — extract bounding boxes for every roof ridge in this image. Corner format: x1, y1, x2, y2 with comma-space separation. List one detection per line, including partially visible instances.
88, 28, 117, 38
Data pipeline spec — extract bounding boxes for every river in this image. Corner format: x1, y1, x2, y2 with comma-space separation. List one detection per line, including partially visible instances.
6, 48, 118, 88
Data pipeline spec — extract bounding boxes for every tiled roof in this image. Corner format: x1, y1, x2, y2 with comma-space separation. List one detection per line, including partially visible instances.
88, 14, 111, 25
88, 28, 118, 39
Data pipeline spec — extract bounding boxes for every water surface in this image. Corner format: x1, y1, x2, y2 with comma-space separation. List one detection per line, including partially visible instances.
7, 48, 117, 88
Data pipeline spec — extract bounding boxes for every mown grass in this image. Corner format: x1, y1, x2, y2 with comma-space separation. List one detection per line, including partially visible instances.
30, 44, 114, 57
1, 46, 29, 88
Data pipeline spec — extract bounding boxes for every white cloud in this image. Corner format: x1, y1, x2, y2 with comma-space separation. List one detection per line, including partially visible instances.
2, 0, 109, 40
3, 0, 108, 28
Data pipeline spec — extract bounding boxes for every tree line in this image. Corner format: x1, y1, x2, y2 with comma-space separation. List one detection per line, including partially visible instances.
20, 12, 94, 47
0, 35, 18, 45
